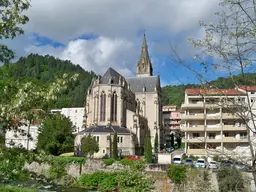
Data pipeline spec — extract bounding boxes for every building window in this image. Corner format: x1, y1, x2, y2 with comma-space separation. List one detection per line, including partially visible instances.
100, 92, 106, 121
224, 132, 229, 137
111, 92, 117, 122
103, 149, 105, 153
240, 133, 248, 139
251, 92, 255, 94
117, 136, 123, 143
94, 136, 100, 142
192, 133, 199, 138
209, 133, 215, 139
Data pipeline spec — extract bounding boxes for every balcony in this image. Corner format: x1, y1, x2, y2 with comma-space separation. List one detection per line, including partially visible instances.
187, 149, 206, 155
181, 125, 205, 132
206, 113, 221, 120
181, 102, 204, 109
222, 137, 249, 143
222, 113, 241, 119
181, 113, 204, 120
186, 137, 205, 143
222, 125, 247, 131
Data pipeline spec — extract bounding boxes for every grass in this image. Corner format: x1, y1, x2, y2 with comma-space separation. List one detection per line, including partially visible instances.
0, 185, 35, 192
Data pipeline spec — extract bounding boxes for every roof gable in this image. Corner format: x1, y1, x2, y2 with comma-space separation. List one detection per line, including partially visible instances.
100, 68, 124, 85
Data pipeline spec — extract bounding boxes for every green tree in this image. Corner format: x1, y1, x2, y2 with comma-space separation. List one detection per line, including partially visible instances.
143, 135, 148, 160
81, 134, 99, 158
154, 132, 158, 153
37, 113, 74, 155
176, 134, 182, 149
112, 133, 118, 159
167, 164, 187, 191
109, 135, 112, 158
170, 133, 174, 147
144, 136, 152, 163
1, 0, 30, 63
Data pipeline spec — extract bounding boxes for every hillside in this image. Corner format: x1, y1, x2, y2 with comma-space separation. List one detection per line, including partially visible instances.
0, 54, 96, 109
1, 53, 255, 109
162, 73, 256, 107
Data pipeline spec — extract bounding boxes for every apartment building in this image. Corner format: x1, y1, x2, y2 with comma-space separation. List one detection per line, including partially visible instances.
162, 106, 181, 146
181, 88, 250, 158
50, 107, 85, 133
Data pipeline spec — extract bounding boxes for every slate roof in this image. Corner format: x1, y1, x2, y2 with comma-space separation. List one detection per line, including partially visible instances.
100, 68, 124, 85
126, 76, 160, 93
77, 125, 132, 135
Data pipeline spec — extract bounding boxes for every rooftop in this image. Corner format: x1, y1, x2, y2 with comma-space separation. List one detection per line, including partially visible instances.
186, 88, 246, 96
238, 85, 256, 91
77, 125, 132, 135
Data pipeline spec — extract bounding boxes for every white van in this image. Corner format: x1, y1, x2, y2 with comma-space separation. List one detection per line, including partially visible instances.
172, 155, 182, 164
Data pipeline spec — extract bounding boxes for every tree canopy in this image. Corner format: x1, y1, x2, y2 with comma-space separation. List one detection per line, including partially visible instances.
81, 134, 99, 158
37, 113, 74, 155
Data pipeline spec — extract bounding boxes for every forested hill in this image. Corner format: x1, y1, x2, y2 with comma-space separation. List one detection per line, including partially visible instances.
162, 73, 256, 107
1, 53, 255, 109
0, 54, 96, 108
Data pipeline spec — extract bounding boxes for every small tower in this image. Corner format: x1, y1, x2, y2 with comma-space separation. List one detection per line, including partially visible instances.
136, 33, 153, 77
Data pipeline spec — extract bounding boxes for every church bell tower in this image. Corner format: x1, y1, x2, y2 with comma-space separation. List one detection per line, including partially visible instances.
136, 33, 153, 77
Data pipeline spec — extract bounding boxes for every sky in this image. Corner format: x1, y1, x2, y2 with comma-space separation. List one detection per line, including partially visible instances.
3, 0, 230, 87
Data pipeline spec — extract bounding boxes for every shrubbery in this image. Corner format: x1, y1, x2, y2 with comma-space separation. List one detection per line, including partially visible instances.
103, 158, 115, 166
167, 164, 187, 184
217, 166, 245, 192
0, 185, 35, 192
79, 171, 153, 191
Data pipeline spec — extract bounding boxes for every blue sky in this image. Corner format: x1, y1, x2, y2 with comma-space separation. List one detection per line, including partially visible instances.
5, 0, 246, 87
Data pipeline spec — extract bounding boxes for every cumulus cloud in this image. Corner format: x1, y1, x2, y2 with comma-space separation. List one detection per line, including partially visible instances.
24, 0, 220, 42
25, 36, 139, 77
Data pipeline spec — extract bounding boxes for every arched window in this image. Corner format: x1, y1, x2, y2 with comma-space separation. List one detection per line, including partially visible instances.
111, 92, 117, 122
100, 92, 106, 121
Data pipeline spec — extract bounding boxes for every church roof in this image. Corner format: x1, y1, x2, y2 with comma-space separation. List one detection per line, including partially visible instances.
77, 125, 132, 135
126, 76, 160, 93
100, 67, 124, 85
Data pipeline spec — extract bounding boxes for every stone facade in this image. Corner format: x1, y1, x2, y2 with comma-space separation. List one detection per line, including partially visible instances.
75, 34, 162, 158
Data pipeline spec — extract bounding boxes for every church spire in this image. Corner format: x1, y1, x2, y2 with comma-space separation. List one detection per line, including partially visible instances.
136, 32, 153, 77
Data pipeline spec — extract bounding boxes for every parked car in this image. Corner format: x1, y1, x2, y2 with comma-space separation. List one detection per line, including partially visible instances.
208, 161, 218, 169
184, 158, 193, 166
172, 155, 182, 164
196, 158, 206, 168
220, 160, 233, 167
126, 155, 139, 161
166, 147, 175, 153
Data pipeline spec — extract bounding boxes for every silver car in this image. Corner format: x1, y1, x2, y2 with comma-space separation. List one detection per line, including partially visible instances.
208, 161, 218, 169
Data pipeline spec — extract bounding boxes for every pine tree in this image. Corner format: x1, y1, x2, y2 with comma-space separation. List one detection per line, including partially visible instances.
144, 135, 148, 160
171, 133, 174, 147
109, 135, 112, 158
154, 132, 158, 154
112, 133, 118, 159
146, 136, 152, 163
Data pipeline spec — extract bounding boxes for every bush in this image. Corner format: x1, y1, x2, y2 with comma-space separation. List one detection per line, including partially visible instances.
0, 185, 35, 192
78, 171, 153, 191
103, 158, 115, 166
117, 171, 154, 192
167, 164, 187, 184
49, 162, 67, 179
217, 166, 245, 192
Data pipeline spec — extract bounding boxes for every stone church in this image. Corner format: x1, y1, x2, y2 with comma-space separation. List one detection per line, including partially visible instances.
75, 34, 162, 158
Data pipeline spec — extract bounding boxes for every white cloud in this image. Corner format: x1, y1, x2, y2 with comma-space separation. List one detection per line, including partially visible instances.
25, 36, 138, 77
24, 0, 220, 42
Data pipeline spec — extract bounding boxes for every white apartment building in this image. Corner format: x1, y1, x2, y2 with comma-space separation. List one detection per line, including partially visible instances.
5, 119, 41, 150
181, 88, 251, 159
50, 107, 85, 133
